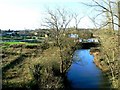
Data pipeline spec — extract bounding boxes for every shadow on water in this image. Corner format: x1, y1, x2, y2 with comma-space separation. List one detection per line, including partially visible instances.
80, 42, 100, 49
66, 49, 111, 89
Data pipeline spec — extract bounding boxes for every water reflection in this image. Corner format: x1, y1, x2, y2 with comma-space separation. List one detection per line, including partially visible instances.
67, 49, 110, 89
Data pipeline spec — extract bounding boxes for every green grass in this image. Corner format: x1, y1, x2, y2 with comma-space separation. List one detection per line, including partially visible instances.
2, 42, 38, 45
3, 42, 25, 45
2, 35, 77, 88
1, 42, 38, 50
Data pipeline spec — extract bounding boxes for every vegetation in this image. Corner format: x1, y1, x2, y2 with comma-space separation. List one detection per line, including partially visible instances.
92, 29, 119, 89
85, 0, 119, 89
1, 0, 120, 89
2, 29, 119, 89
2, 31, 80, 89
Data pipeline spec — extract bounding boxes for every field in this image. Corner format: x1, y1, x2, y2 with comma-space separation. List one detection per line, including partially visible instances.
1, 35, 78, 89
1, 42, 41, 88
1, 29, 119, 89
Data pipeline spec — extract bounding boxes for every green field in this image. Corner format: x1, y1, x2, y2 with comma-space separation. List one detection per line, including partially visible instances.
2, 41, 38, 45
1, 35, 78, 89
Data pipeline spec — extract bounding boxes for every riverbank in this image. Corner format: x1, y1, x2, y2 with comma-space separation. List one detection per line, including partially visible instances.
90, 48, 109, 72
92, 30, 119, 89
67, 49, 110, 88
2, 37, 79, 89
3, 29, 118, 89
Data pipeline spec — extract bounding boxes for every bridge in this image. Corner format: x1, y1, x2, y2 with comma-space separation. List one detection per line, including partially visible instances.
78, 38, 100, 43
77, 38, 101, 49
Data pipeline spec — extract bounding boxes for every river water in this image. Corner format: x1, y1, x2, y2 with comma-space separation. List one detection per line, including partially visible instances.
66, 49, 110, 89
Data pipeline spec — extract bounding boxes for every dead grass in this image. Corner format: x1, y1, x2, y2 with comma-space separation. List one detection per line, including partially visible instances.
2, 35, 78, 89
93, 29, 119, 88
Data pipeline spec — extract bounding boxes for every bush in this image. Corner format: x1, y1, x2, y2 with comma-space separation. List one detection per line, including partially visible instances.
25, 45, 38, 49
40, 42, 49, 50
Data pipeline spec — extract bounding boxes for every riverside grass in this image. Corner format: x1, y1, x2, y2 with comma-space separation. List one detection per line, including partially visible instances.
93, 29, 119, 88
2, 36, 77, 89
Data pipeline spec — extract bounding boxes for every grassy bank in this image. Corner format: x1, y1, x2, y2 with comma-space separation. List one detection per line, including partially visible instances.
2, 29, 96, 89
2, 36, 79, 89
92, 30, 119, 89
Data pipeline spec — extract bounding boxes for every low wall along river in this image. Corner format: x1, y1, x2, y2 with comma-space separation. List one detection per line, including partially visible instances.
66, 49, 110, 89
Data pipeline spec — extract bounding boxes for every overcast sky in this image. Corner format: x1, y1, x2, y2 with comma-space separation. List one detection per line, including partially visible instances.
0, 0, 99, 30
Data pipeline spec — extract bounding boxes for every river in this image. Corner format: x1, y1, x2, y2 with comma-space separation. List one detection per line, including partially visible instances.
66, 49, 110, 89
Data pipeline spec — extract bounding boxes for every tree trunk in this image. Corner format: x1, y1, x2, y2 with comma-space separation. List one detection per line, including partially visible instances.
118, 1, 120, 89
118, 1, 120, 55
118, 1, 120, 30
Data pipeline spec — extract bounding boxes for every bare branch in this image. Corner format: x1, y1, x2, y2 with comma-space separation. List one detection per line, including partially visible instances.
82, 0, 119, 30
88, 16, 98, 28
73, 13, 84, 30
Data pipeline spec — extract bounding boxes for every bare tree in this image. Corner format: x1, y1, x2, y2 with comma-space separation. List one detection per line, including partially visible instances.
44, 8, 73, 31
118, 1, 120, 32
73, 13, 84, 30
43, 8, 73, 74
117, 6, 120, 85
82, 0, 120, 30
82, 0, 120, 88
88, 16, 98, 29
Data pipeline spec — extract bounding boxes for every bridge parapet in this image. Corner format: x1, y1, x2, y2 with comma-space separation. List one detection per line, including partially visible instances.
78, 38, 100, 44
77, 38, 101, 49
